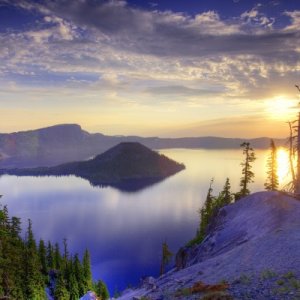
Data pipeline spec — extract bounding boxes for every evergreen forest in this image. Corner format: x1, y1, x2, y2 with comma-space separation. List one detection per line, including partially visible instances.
0, 202, 109, 300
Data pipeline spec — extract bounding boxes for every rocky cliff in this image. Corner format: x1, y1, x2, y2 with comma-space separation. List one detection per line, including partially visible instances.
118, 191, 300, 299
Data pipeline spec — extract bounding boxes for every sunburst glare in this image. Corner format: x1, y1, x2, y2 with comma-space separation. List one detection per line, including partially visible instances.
265, 96, 297, 120
276, 148, 291, 186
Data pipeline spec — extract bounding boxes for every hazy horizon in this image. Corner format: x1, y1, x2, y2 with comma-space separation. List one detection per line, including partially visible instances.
0, 122, 289, 140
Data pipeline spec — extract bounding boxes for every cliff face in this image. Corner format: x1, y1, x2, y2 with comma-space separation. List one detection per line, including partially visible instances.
118, 192, 300, 299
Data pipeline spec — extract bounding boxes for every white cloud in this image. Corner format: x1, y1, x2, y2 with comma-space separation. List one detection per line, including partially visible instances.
284, 10, 300, 31
240, 5, 275, 30
0, 0, 299, 109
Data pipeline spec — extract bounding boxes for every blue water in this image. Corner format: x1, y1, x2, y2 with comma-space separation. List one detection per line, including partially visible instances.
0, 149, 270, 293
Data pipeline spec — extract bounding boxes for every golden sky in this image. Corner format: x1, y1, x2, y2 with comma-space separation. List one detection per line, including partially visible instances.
0, 0, 299, 138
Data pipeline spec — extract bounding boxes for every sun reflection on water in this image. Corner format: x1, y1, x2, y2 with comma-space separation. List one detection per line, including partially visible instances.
276, 148, 292, 187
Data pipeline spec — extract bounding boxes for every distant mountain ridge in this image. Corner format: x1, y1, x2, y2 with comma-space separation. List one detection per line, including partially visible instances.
0, 124, 286, 168
0, 142, 185, 192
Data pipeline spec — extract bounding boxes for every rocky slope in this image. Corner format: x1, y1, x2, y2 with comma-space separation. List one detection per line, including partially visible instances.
117, 191, 300, 299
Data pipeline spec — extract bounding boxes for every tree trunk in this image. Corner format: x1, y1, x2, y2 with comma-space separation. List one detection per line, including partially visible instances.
296, 112, 300, 194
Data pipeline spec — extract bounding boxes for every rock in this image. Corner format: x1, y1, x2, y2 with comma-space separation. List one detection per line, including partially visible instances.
79, 291, 99, 300
140, 276, 156, 290
175, 247, 188, 270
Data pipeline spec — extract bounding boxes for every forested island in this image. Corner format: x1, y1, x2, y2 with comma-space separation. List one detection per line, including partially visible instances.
0, 142, 185, 192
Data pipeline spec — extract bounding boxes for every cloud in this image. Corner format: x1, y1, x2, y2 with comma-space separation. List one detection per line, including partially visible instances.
5, 0, 298, 59
240, 5, 275, 30
284, 10, 300, 31
0, 0, 299, 110
145, 85, 224, 97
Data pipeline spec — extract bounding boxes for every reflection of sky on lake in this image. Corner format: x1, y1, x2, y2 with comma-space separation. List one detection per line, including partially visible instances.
0, 149, 271, 292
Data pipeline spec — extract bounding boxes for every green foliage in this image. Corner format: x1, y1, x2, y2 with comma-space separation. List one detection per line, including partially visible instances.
94, 280, 110, 300
273, 272, 300, 298
237, 142, 256, 200
54, 273, 70, 300
0, 202, 107, 300
83, 249, 93, 291
260, 269, 277, 280
160, 242, 173, 275
46, 241, 54, 270
39, 239, 48, 280
264, 139, 279, 191
189, 178, 233, 246
282, 271, 296, 279
54, 242, 62, 270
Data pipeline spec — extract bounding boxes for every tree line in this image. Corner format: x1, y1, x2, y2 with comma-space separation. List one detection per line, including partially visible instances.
0, 204, 109, 300
189, 139, 279, 246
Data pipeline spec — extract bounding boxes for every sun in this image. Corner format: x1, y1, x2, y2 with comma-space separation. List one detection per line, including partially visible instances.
265, 96, 297, 120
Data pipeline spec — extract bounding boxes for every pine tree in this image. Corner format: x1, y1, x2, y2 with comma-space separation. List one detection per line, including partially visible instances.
54, 243, 62, 270
82, 249, 93, 291
220, 178, 232, 205
0, 203, 104, 300
69, 272, 80, 300
198, 178, 215, 239
63, 238, 69, 261
94, 280, 110, 300
46, 241, 54, 270
73, 254, 85, 296
54, 273, 70, 300
160, 241, 173, 275
237, 142, 256, 200
23, 219, 46, 299
264, 139, 279, 191
39, 240, 48, 276
10, 216, 22, 238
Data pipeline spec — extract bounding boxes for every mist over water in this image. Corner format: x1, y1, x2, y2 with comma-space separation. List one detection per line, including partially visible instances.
0, 148, 285, 292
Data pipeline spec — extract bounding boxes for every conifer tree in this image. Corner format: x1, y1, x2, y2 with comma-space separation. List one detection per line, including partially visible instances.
11, 216, 22, 238
94, 280, 110, 300
237, 142, 256, 200
160, 242, 173, 275
264, 139, 279, 191
54, 242, 62, 270
69, 272, 80, 300
0, 203, 105, 300
47, 241, 54, 270
63, 238, 69, 261
219, 178, 233, 205
83, 249, 93, 291
23, 219, 45, 299
54, 273, 70, 300
39, 239, 48, 277
199, 178, 214, 239
73, 253, 86, 296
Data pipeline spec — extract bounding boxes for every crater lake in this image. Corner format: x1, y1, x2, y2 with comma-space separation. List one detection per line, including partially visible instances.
0, 148, 289, 293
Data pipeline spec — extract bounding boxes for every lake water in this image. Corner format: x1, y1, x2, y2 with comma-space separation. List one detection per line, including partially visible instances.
0, 148, 289, 293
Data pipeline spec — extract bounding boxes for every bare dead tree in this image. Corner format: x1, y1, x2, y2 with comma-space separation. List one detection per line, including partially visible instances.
295, 85, 300, 194
286, 121, 297, 191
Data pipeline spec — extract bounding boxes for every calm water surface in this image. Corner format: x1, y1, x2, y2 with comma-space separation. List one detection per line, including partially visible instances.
0, 149, 280, 292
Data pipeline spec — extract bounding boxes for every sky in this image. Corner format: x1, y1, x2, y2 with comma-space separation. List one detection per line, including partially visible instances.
0, 0, 299, 138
